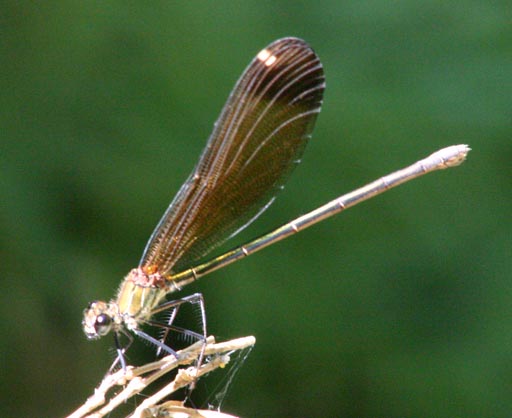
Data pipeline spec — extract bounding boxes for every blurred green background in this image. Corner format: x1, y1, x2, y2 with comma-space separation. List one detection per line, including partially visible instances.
1, 1, 511, 417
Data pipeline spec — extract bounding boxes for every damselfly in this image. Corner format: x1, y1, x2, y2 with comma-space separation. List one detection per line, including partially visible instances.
82, 37, 469, 369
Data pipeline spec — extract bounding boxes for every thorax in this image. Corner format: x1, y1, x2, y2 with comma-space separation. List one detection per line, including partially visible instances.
116, 268, 168, 322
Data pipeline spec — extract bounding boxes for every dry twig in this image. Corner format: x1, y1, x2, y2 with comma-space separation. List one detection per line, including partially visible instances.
66, 336, 255, 418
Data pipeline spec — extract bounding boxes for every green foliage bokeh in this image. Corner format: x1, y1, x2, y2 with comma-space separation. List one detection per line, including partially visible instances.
1, 2, 511, 417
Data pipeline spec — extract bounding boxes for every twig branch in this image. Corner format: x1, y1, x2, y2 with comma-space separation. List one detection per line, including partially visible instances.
66, 336, 256, 418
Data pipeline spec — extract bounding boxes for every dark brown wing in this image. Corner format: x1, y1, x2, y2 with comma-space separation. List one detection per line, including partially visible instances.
140, 37, 325, 275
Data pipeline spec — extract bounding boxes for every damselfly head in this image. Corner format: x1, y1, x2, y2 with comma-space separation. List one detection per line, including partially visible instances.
83, 300, 115, 339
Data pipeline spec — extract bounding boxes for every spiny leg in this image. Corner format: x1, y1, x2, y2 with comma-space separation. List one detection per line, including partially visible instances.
131, 327, 180, 358
150, 293, 207, 388
111, 330, 133, 373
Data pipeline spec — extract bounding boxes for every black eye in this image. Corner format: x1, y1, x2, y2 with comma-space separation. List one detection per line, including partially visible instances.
95, 314, 112, 336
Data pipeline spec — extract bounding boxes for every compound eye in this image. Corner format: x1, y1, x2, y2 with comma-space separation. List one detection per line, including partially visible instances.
94, 313, 112, 336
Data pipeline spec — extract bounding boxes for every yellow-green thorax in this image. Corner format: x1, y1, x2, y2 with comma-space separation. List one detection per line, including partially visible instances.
116, 268, 169, 321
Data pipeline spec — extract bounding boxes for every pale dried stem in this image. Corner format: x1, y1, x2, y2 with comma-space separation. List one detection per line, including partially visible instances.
66, 336, 256, 418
